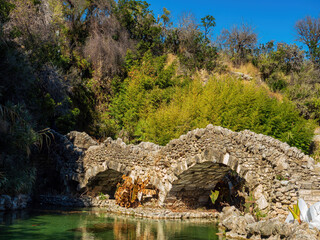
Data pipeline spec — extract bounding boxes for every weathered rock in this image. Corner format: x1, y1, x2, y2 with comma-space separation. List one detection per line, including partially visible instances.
67, 131, 98, 150
244, 213, 255, 224
0, 194, 30, 211
222, 216, 247, 235
231, 71, 253, 80
38, 195, 218, 219
260, 220, 280, 237
244, 219, 320, 240
219, 206, 240, 222
288, 227, 318, 240
225, 231, 247, 240
219, 206, 248, 235
256, 195, 269, 210
266, 236, 280, 240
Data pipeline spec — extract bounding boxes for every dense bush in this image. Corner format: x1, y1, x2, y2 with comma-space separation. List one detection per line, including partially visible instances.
253, 42, 305, 80
266, 72, 288, 91
108, 52, 187, 142
139, 77, 314, 152
0, 103, 38, 195
285, 65, 320, 121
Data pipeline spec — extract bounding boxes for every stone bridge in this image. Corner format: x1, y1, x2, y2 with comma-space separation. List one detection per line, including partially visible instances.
51, 125, 320, 217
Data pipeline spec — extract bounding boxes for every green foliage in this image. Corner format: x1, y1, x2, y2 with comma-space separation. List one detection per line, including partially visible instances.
109, 51, 183, 142
0, 103, 38, 195
266, 72, 288, 91
285, 65, 320, 122
210, 190, 219, 205
242, 193, 266, 221
0, 0, 14, 24
37, 93, 81, 133
71, 83, 97, 133
1, 103, 38, 155
98, 192, 107, 200
112, 0, 162, 55
254, 42, 305, 80
178, 39, 218, 71
0, 157, 36, 195
139, 77, 314, 152
56, 107, 80, 133
276, 175, 289, 181
201, 15, 216, 40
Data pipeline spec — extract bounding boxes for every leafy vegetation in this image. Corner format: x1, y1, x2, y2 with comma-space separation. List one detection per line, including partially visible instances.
139, 76, 314, 152
210, 190, 219, 205
242, 193, 267, 221
288, 200, 302, 224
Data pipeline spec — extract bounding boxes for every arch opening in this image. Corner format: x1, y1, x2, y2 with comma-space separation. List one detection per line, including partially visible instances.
86, 169, 123, 199
165, 162, 247, 210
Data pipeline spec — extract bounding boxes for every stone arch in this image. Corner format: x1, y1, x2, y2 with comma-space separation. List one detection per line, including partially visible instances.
163, 147, 263, 209
78, 160, 130, 198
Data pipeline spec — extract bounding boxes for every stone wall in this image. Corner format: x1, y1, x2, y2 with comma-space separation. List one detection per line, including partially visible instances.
51, 125, 320, 218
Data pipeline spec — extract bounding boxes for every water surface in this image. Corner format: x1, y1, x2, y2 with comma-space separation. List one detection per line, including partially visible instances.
0, 208, 220, 240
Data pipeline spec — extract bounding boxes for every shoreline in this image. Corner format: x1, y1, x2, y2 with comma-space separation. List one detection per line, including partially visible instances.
37, 194, 219, 220
1, 195, 319, 239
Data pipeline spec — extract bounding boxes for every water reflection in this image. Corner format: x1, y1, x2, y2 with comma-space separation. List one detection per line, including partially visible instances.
0, 208, 220, 240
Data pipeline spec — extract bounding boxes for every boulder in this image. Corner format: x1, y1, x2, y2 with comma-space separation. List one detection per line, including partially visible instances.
67, 131, 98, 150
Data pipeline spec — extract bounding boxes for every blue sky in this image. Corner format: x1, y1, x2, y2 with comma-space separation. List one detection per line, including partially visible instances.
146, 0, 320, 45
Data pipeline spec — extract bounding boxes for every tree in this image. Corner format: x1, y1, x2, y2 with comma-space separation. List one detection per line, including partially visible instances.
254, 42, 305, 80
158, 7, 171, 28
112, 0, 162, 55
175, 12, 217, 70
201, 15, 215, 40
295, 16, 320, 63
218, 22, 257, 65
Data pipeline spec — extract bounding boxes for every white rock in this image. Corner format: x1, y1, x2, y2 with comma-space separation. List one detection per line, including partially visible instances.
256, 195, 268, 210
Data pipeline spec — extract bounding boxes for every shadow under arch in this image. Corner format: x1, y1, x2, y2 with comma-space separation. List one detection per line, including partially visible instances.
80, 160, 130, 199
165, 148, 259, 209
86, 169, 123, 198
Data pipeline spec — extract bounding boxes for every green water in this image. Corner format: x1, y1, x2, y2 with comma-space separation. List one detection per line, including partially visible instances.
0, 208, 220, 240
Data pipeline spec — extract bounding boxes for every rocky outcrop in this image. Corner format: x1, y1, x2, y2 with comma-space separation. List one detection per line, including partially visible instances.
219, 206, 320, 240
67, 131, 98, 150
50, 125, 320, 218
231, 71, 253, 80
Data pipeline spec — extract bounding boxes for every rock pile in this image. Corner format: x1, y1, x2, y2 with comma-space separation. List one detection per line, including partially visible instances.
219, 206, 320, 240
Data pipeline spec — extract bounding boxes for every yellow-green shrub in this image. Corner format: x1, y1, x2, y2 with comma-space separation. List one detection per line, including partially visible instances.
140, 76, 314, 152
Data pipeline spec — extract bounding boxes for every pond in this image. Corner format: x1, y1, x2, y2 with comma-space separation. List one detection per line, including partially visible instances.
0, 208, 221, 240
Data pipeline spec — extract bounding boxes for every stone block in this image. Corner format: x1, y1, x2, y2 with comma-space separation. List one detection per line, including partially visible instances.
256, 195, 269, 210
